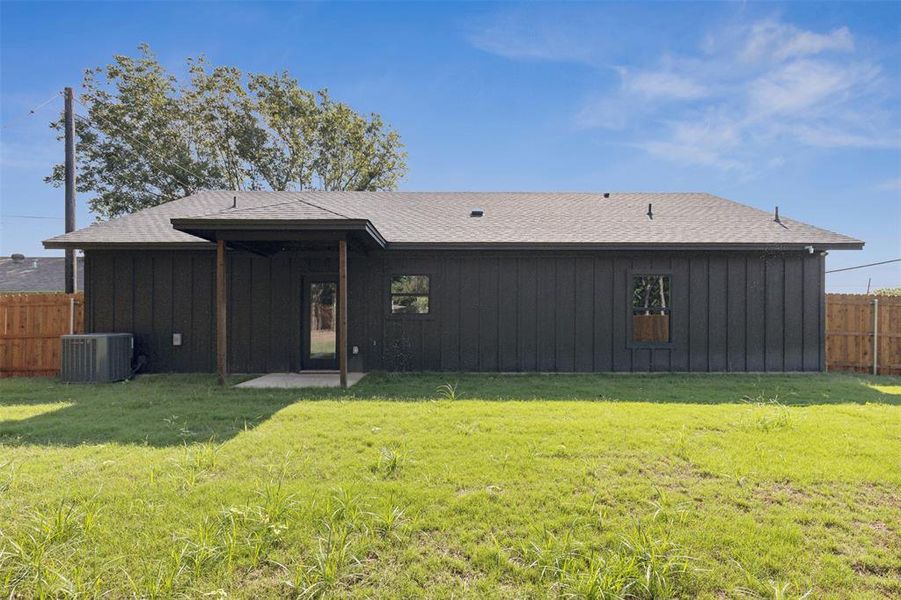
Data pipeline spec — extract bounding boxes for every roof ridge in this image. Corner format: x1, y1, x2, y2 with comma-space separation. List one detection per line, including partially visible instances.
293, 197, 354, 220
193, 195, 355, 220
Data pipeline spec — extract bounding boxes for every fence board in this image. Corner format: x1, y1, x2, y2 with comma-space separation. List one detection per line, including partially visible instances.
826, 294, 901, 375
0, 293, 84, 377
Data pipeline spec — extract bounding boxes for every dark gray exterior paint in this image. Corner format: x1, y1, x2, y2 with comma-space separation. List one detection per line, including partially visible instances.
83, 248, 826, 373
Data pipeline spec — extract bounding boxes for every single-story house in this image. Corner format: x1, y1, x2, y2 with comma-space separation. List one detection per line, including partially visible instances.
0, 255, 84, 292
44, 191, 862, 383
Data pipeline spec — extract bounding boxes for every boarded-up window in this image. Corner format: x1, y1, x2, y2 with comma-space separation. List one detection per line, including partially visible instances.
391, 275, 430, 314
631, 275, 671, 343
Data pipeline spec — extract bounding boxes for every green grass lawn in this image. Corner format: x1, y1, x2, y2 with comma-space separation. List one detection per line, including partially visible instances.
1, 373, 900, 598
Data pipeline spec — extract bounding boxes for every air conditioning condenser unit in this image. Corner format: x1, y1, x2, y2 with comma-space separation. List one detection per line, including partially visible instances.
60, 333, 133, 383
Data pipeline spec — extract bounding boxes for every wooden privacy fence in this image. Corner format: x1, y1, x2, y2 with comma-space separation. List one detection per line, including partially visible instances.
826, 294, 901, 376
0, 293, 84, 377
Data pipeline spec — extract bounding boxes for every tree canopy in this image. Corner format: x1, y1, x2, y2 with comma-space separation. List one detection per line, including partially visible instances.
46, 44, 407, 219
874, 287, 901, 296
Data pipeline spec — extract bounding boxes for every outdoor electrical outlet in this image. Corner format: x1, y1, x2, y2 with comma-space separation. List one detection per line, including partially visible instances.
352, 345, 359, 355
172, 333, 182, 346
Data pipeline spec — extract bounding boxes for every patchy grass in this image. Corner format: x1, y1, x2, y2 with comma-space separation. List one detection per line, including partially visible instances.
0, 372, 899, 598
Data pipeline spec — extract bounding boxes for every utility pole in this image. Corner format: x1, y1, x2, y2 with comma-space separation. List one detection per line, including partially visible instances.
64, 87, 76, 293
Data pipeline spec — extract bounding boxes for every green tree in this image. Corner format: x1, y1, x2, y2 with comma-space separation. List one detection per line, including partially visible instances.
874, 287, 901, 296
46, 44, 407, 218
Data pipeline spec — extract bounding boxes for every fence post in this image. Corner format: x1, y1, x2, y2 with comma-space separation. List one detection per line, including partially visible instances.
872, 297, 879, 375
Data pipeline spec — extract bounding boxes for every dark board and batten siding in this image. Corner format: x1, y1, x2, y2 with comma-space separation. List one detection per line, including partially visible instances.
364, 251, 824, 372
84, 248, 826, 374
85, 250, 338, 374
86, 251, 216, 373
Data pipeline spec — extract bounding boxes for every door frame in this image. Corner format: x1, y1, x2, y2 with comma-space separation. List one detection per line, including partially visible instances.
301, 275, 340, 370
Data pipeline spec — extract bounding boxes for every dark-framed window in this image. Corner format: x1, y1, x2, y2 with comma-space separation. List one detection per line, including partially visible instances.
630, 274, 671, 344
390, 275, 430, 315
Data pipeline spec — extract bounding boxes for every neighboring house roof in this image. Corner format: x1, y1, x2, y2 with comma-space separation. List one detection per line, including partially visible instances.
43, 190, 864, 250
0, 256, 84, 292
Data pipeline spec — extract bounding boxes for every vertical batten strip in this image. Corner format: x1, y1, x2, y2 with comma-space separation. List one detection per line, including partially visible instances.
216, 240, 227, 385
339, 239, 348, 388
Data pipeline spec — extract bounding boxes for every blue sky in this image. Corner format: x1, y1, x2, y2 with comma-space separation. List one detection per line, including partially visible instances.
1, 1, 898, 291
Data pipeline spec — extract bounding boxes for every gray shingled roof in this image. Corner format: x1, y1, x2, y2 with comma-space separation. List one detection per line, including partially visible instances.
0, 257, 84, 292
44, 190, 863, 249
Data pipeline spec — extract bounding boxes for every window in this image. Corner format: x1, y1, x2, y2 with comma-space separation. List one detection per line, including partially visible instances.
390, 275, 430, 314
631, 275, 671, 343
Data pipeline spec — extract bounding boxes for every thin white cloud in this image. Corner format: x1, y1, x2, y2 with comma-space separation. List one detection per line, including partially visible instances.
467, 14, 600, 64
625, 71, 709, 100
638, 117, 745, 172
789, 125, 900, 150
747, 59, 877, 118
575, 96, 634, 130
639, 139, 743, 171
656, 23, 897, 167
472, 11, 898, 172
575, 69, 708, 130
739, 20, 854, 63
875, 177, 901, 192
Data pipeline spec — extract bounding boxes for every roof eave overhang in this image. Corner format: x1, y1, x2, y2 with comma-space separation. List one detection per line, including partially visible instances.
43, 240, 213, 250
169, 218, 387, 249
42, 238, 864, 252
385, 241, 865, 251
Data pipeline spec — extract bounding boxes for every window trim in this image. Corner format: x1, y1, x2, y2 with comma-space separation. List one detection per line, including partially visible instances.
387, 273, 433, 319
626, 270, 674, 349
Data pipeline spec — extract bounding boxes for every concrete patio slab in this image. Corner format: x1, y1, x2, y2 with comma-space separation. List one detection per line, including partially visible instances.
235, 372, 366, 389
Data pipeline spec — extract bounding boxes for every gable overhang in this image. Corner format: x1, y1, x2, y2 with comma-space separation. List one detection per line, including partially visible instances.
169, 217, 387, 251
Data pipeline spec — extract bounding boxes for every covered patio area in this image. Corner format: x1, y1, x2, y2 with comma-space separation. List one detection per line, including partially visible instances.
171, 204, 386, 388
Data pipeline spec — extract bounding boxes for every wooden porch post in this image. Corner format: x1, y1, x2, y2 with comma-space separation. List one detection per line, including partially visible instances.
216, 239, 228, 385
338, 239, 348, 388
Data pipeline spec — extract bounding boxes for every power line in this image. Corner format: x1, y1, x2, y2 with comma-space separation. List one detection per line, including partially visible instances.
71, 96, 207, 191
71, 113, 189, 199
1, 215, 64, 220
0, 91, 207, 196
826, 258, 901, 274
0, 91, 62, 129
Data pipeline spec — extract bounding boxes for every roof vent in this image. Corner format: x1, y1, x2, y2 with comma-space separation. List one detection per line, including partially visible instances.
603, 192, 610, 198
11, 253, 25, 262
470, 208, 484, 218
647, 203, 654, 220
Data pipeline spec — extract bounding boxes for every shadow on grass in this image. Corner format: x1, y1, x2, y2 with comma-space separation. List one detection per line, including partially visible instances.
0, 375, 299, 447
0, 372, 898, 447
352, 372, 901, 405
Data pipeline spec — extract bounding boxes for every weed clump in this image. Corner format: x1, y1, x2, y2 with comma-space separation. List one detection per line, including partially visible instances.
0, 499, 103, 597
740, 395, 793, 432
370, 446, 406, 479
435, 382, 459, 401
